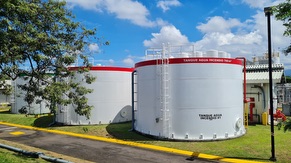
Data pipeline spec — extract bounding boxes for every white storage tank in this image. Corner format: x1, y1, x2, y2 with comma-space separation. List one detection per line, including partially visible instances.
218, 51, 227, 58
205, 50, 218, 57
11, 76, 50, 114
195, 51, 203, 57
134, 56, 245, 141
56, 66, 134, 125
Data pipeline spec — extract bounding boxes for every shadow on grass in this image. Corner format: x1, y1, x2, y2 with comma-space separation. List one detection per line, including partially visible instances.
106, 122, 154, 141
186, 152, 270, 162
33, 115, 55, 128
222, 156, 271, 162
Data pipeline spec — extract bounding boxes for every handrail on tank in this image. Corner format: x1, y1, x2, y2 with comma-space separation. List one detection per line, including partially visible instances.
145, 44, 195, 59
236, 57, 247, 103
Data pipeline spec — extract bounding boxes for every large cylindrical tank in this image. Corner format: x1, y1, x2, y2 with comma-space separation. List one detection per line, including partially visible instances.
134, 57, 245, 141
56, 66, 134, 125
205, 50, 218, 57
11, 77, 50, 114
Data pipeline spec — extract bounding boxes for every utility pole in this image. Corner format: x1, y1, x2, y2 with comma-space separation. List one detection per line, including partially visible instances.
264, 6, 276, 162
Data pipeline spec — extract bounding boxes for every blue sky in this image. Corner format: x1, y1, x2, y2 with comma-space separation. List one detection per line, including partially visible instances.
65, 0, 291, 70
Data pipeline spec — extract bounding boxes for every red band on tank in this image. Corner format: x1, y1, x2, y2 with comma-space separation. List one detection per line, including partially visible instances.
69, 66, 134, 72
135, 57, 242, 68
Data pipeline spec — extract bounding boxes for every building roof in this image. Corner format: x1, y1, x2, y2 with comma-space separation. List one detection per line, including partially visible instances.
246, 64, 284, 84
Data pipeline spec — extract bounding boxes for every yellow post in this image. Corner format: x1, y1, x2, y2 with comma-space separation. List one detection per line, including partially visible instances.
244, 103, 248, 129
262, 112, 268, 125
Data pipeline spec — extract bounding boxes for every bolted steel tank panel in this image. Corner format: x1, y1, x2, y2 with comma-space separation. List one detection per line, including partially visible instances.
11, 77, 51, 115
134, 57, 246, 141
56, 66, 134, 125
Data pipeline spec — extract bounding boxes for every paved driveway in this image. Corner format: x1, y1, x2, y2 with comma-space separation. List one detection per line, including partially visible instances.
0, 124, 218, 163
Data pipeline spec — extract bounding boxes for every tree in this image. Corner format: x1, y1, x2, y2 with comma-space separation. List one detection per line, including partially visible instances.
0, 0, 105, 119
278, 118, 291, 132
274, 0, 291, 132
273, 0, 291, 55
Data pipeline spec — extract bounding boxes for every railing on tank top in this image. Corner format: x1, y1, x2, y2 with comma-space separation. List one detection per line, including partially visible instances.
145, 44, 195, 60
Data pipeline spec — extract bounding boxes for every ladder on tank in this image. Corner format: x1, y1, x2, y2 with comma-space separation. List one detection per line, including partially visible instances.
131, 70, 138, 131
159, 44, 171, 138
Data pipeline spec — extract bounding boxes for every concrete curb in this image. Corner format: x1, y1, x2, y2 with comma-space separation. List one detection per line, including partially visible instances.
0, 122, 264, 163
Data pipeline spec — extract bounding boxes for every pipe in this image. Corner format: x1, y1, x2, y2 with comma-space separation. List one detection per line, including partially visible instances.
38, 153, 73, 163
236, 57, 248, 128
253, 85, 266, 110
131, 70, 137, 131
0, 143, 72, 163
248, 114, 261, 124
246, 92, 261, 101
236, 57, 247, 103
0, 143, 39, 158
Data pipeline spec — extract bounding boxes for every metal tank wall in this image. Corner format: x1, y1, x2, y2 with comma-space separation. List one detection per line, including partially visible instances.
11, 77, 50, 114
134, 57, 245, 141
56, 66, 134, 125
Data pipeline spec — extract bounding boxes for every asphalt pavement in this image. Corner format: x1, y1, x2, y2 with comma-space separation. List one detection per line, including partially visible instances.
0, 122, 262, 163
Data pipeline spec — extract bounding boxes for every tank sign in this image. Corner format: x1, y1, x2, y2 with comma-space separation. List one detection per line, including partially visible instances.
135, 58, 242, 68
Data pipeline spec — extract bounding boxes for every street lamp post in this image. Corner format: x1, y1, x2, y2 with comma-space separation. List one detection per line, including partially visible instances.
264, 6, 276, 162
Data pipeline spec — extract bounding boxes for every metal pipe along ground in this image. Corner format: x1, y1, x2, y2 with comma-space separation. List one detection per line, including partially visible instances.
0, 143, 73, 163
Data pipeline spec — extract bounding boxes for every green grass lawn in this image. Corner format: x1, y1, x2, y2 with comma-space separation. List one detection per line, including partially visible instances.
0, 148, 47, 163
0, 107, 290, 163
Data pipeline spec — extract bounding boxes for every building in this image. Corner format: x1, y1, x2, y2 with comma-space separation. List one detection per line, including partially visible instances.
246, 53, 285, 124
276, 83, 291, 116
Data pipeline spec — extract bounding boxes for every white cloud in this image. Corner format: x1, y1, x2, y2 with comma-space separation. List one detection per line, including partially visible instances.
88, 43, 100, 53
225, 0, 284, 8
281, 56, 291, 70
65, 0, 164, 27
194, 31, 264, 57
155, 18, 169, 26
226, 0, 241, 5
194, 10, 289, 64
123, 58, 135, 66
94, 59, 115, 66
65, 0, 103, 11
242, 0, 285, 9
157, 0, 181, 12
143, 25, 190, 47
195, 31, 262, 48
108, 59, 114, 65
251, 10, 288, 48
242, 0, 271, 8
104, 0, 155, 27
197, 16, 242, 34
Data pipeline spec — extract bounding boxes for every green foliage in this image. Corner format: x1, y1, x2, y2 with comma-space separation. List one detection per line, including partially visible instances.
0, 0, 104, 118
0, 83, 12, 96
273, 0, 291, 55
278, 117, 291, 132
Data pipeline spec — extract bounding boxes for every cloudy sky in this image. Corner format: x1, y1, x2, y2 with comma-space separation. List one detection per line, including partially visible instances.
65, 0, 291, 70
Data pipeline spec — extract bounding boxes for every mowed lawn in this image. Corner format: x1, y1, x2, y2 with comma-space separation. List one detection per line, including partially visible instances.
0, 108, 290, 163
